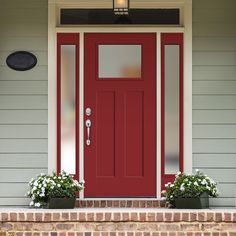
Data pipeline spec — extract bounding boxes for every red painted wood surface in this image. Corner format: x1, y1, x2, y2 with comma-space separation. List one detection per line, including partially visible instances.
84, 33, 156, 197
161, 33, 184, 190
57, 33, 80, 180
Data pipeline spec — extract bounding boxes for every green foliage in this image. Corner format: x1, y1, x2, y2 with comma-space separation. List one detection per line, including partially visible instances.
162, 170, 219, 206
27, 171, 84, 208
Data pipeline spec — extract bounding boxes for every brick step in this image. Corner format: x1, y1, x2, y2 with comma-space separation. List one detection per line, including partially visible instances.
1, 232, 236, 236
1, 210, 236, 235
75, 200, 166, 208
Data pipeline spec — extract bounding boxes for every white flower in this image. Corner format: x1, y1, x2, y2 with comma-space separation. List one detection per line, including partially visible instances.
194, 181, 199, 186
180, 186, 185, 191
180, 183, 185, 191
201, 179, 207, 185
29, 201, 34, 206
34, 202, 41, 207
57, 184, 61, 187
34, 181, 38, 187
209, 179, 215, 185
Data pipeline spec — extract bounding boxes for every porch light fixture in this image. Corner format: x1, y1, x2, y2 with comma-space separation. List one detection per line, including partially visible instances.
113, 0, 129, 15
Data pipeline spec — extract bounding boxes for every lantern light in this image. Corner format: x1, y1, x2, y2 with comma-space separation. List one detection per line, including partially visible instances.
113, 0, 129, 15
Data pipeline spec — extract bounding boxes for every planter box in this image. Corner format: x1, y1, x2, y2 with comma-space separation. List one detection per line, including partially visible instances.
48, 197, 76, 209
175, 192, 209, 209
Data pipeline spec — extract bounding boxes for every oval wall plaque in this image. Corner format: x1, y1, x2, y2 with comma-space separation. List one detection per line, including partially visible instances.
6, 51, 37, 71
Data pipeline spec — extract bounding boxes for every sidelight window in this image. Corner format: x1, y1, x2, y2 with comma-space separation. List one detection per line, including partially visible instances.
161, 33, 184, 188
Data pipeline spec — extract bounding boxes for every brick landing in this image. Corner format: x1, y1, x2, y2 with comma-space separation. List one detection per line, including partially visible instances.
1, 209, 236, 236
75, 200, 165, 208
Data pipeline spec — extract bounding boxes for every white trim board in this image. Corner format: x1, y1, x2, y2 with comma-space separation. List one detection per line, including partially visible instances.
48, 0, 192, 199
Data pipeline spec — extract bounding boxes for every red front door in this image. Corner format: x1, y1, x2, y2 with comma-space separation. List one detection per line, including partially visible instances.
84, 33, 156, 197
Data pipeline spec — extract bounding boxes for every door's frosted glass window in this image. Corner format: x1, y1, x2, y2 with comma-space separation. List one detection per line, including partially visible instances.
61, 45, 76, 175
98, 45, 142, 78
164, 45, 180, 174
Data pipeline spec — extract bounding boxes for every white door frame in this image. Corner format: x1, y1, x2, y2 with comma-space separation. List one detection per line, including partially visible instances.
48, 1, 192, 199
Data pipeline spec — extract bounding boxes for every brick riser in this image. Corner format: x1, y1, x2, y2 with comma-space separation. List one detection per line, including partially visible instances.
1, 211, 236, 235
75, 200, 166, 208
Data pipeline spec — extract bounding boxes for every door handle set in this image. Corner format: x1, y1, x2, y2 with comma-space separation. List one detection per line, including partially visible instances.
85, 119, 91, 146
85, 107, 92, 146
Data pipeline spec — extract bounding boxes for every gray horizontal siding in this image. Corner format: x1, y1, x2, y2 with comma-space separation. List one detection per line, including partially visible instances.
193, 96, 236, 109
193, 37, 236, 52
1, 23, 47, 37
193, 8, 236, 23
0, 8, 48, 24
193, 139, 236, 154
0, 183, 29, 197
193, 52, 236, 66
0, 0, 48, 205
0, 81, 47, 94
193, 66, 236, 81
193, 125, 236, 138
0, 125, 47, 138
0, 110, 47, 124
0, 37, 48, 51
0, 198, 30, 206
0, 139, 47, 153
193, 0, 236, 9
0, 169, 47, 183
0, 66, 47, 81
0, 96, 47, 109
209, 198, 236, 208
193, 81, 236, 95
193, 0, 236, 207
193, 23, 236, 37
0, 154, 47, 168
0, 0, 47, 9
193, 110, 236, 124
193, 154, 236, 168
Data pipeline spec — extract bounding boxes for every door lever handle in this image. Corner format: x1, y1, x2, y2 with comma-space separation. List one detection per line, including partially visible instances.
86, 119, 91, 146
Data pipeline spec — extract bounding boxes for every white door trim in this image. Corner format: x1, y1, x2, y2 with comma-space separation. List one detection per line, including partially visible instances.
48, 0, 192, 199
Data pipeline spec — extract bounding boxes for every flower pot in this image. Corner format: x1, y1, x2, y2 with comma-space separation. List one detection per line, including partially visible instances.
48, 197, 76, 209
175, 192, 209, 209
